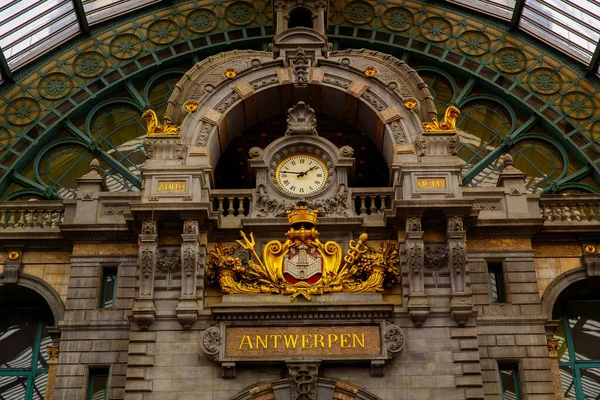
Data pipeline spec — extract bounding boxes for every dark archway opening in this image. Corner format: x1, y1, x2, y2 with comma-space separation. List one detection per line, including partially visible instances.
214, 115, 389, 189
288, 8, 313, 29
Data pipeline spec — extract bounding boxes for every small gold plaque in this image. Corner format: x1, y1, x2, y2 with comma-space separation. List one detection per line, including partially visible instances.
585, 245, 596, 254
157, 181, 187, 193
417, 177, 447, 189
8, 251, 19, 260
226, 325, 381, 358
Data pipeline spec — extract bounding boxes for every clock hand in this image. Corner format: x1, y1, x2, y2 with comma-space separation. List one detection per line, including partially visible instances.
281, 170, 303, 176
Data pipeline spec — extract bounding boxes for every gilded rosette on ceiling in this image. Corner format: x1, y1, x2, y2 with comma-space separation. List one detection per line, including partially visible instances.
207, 205, 400, 299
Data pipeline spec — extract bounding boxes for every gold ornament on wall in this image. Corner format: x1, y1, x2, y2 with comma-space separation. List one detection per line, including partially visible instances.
422, 105, 460, 132
8, 251, 19, 260
142, 109, 180, 135
207, 205, 400, 300
403, 98, 417, 110
224, 68, 238, 79
184, 101, 199, 113
585, 245, 596, 254
364, 66, 377, 77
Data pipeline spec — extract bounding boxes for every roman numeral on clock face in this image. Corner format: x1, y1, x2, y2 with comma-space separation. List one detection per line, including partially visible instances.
275, 154, 328, 196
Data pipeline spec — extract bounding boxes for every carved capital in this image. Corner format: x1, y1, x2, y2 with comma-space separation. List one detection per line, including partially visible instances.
200, 326, 223, 361
47, 345, 59, 363
383, 322, 405, 357
547, 338, 560, 358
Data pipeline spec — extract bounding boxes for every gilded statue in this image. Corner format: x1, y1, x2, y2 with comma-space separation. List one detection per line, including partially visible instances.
421, 105, 460, 132
207, 205, 400, 299
142, 109, 180, 135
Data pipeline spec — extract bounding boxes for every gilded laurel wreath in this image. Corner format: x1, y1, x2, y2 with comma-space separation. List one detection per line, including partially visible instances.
206, 206, 399, 300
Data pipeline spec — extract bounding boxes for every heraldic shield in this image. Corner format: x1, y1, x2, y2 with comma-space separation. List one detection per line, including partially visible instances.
207, 204, 400, 300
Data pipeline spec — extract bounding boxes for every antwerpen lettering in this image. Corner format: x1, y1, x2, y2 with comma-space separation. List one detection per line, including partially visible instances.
238, 333, 365, 350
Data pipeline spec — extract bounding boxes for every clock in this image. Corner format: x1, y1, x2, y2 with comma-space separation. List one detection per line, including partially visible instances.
275, 154, 329, 196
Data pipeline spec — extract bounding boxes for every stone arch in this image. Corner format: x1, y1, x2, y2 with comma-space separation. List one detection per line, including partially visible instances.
540, 266, 588, 321
0, 273, 65, 325
230, 377, 383, 400
166, 49, 436, 171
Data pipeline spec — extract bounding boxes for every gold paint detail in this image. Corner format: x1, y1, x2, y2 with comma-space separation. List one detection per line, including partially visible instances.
364, 66, 377, 77
8, 251, 19, 260
421, 105, 460, 132
309, 67, 325, 84
207, 205, 400, 299
157, 181, 187, 193
142, 109, 180, 135
184, 101, 198, 113
417, 177, 447, 189
226, 326, 381, 358
275, 154, 328, 197
585, 245, 596, 254
404, 98, 417, 110
224, 68, 237, 79
468, 238, 532, 251
276, 68, 293, 84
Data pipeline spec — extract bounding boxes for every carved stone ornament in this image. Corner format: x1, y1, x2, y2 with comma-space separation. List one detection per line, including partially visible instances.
414, 135, 427, 156
248, 147, 263, 159
449, 134, 460, 155
207, 205, 400, 300
291, 48, 310, 86
183, 219, 198, 235
406, 216, 422, 232
425, 245, 448, 288
289, 363, 319, 400
339, 145, 354, 158
407, 242, 424, 273
139, 248, 154, 278
447, 216, 464, 231
255, 185, 351, 217
285, 101, 318, 135
547, 338, 560, 358
142, 138, 153, 158
157, 248, 181, 290
175, 139, 187, 159
141, 220, 156, 235
182, 247, 196, 277
47, 345, 59, 362
421, 105, 460, 132
200, 326, 222, 361
450, 242, 466, 273
383, 322, 405, 356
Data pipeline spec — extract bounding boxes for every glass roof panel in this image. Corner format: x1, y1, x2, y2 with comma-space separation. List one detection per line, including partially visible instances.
444, 0, 516, 21
520, 0, 600, 64
0, 0, 79, 70
83, 0, 162, 25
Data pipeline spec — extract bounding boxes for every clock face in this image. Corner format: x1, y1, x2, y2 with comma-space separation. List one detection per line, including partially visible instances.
275, 154, 328, 196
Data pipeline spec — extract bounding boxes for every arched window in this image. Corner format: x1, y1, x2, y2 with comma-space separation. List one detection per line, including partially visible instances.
288, 8, 313, 29
552, 277, 600, 399
0, 285, 54, 400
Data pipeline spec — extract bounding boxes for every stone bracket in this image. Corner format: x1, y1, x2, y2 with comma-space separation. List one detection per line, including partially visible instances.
288, 362, 319, 400
2, 246, 23, 284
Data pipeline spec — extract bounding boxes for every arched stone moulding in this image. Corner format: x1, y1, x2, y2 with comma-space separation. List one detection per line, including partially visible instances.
540, 266, 588, 322
0, 273, 66, 325
166, 49, 436, 172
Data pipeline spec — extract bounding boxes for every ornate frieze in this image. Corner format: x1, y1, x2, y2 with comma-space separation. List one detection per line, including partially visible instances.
285, 101, 318, 135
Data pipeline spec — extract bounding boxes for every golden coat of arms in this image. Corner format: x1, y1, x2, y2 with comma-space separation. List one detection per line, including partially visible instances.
207, 205, 400, 299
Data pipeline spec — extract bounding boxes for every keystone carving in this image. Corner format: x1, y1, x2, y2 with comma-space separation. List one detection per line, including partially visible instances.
288, 363, 319, 400
285, 101, 318, 135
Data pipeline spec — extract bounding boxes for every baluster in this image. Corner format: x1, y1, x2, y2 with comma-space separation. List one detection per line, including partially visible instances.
591, 203, 600, 222
359, 196, 367, 215
237, 197, 244, 216
0, 210, 5, 229
33, 210, 43, 228
41, 210, 50, 228
227, 197, 235, 216
562, 206, 572, 222
572, 203, 582, 222
217, 197, 224, 216
542, 205, 551, 221
16, 210, 26, 228
369, 196, 377, 214
551, 204, 560, 222
51, 211, 60, 228
7, 210, 16, 228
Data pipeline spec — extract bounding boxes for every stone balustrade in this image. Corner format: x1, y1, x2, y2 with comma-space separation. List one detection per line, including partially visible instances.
351, 188, 393, 216
540, 195, 600, 223
210, 189, 253, 217
0, 202, 64, 229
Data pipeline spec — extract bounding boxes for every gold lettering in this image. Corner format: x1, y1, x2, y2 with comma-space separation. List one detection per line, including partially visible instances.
352, 333, 365, 348
284, 334, 298, 348
314, 334, 325, 348
157, 181, 186, 193
301, 334, 313, 349
270, 334, 282, 349
340, 333, 351, 348
256, 335, 268, 349
239, 335, 253, 350
327, 333, 338, 348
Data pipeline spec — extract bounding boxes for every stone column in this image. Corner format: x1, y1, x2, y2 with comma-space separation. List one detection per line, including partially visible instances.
44, 345, 59, 400
548, 339, 565, 400
315, 0, 327, 34
132, 220, 157, 329
176, 219, 203, 329
447, 215, 473, 325
405, 216, 429, 325
274, 0, 286, 34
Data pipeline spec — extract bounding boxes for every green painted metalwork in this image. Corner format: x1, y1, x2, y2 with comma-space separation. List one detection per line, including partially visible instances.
498, 364, 521, 400
0, 0, 600, 199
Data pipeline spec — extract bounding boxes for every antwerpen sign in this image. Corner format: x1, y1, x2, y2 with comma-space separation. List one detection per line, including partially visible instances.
200, 322, 405, 371
226, 326, 381, 358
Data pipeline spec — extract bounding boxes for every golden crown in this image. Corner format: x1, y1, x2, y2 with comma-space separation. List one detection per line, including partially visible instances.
287, 205, 319, 226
